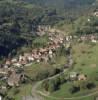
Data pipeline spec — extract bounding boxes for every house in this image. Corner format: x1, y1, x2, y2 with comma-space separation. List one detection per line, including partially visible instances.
24, 53, 31, 57
27, 56, 34, 62
41, 55, 49, 62
13, 63, 22, 68
5, 60, 11, 67
20, 60, 27, 65
78, 74, 87, 81
49, 37, 53, 41
65, 36, 70, 41
91, 39, 97, 43
59, 37, 64, 44
11, 58, 17, 63
49, 50, 53, 55
33, 54, 40, 60
36, 25, 51, 36
19, 55, 23, 62
4, 64, 9, 69
94, 12, 98, 17
80, 36, 86, 41
36, 59, 40, 63
39, 48, 48, 54
1, 86, 7, 91
69, 72, 78, 81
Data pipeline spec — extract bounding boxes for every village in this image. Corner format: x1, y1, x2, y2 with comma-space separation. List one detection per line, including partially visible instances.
0, 25, 98, 100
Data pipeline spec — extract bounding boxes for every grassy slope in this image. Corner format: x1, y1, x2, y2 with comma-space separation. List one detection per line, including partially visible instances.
44, 42, 98, 100
7, 84, 32, 100
24, 55, 66, 78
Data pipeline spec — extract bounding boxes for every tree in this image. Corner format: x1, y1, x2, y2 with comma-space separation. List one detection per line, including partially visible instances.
69, 85, 80, 94
13, 88, 20, 95
48, 79, 56, 92
59, 74, 66, 84
42, 79, 49, 91
78, 80, 88, 90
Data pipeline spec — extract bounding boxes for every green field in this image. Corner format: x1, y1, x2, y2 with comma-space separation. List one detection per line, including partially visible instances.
24, 55, 66, 78
6, 55, 66, 100
41, 42, 98, 100
6, 42, 98, 100
7, 84, 32, 100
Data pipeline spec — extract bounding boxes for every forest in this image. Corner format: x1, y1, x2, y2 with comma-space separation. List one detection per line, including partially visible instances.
0, 0, 98, 57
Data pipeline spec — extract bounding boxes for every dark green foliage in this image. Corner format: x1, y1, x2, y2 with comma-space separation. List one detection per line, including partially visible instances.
87, 82, 96, 89
0, 0, 64, 57
0, 0, 98, 57
73, 16, 98, 35
33, 68, 62, 81
69, 80, 96, 94
13, 88, 20, 95
32, 35, 49, 48
42, 74, 67, 92
69, 85, 80, 94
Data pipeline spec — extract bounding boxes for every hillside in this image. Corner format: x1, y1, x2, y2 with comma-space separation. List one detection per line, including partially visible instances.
20, 0, 96, 7
0, 0, 98, 100
0, 0, 98, 57
19, 0, 98, 22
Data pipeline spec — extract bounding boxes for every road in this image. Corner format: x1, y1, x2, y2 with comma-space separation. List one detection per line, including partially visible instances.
31, 46, 73, 100
31, 51, 98, 100
32, 72, 98, 100
31, 68, 68, 100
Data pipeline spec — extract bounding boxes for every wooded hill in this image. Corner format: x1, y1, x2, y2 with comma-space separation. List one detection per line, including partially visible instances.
0, 0, 98, 57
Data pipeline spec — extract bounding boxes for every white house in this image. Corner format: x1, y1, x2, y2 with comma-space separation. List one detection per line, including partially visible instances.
28, 56, 34, 62
13, 63, 22, 68
91, 39, 97, 43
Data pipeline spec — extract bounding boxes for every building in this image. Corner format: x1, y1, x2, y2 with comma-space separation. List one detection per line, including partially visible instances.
69, 72, 78, 81
78, 74, 87, 81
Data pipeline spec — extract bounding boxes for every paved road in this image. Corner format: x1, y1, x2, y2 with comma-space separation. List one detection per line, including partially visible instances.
31, 68, 68, 100
31, 53, 98, 100
31, 47, 73, 100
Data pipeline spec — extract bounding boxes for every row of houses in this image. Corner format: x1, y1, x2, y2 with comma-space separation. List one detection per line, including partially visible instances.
1, 34, 97, 69
0, 31, 66, 87
79, 34, 98, 43
3, 32, 65, 67
0, 28, 97, 87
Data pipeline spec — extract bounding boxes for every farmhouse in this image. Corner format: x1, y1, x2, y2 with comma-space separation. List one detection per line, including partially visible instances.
69, 72, 78, 80
78, 74, 87, 81
94, 12, 98, 17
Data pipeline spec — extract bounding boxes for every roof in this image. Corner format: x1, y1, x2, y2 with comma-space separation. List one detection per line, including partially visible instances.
70, 72, 77, 78
78, 74, 87, 81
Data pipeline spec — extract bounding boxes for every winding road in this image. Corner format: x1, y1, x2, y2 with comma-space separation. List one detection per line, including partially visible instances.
31, 68, 98, 100
31, 59, 98, 100
31, 68, 68, 100
31, 39, 98, 100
